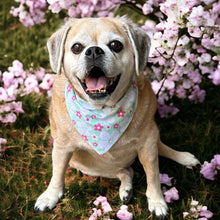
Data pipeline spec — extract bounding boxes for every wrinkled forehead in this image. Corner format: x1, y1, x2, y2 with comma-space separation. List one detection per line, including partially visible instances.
66, 18, 128, 45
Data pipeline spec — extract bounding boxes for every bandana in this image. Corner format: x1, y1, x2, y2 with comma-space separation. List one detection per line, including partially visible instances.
65, 76, 138, 156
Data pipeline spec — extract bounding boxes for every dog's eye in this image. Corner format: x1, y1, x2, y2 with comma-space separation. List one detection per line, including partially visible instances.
71, 43, 84, 54
108, 40, 123, 53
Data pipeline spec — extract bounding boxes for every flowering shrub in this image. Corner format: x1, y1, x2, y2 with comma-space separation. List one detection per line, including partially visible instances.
142, 0, 220, 117
0, 60, 55, 124
10, 0, 47, 27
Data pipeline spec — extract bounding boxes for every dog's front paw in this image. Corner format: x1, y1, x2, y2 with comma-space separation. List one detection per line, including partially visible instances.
148, 197, 168, 217
119, 185, 133, 204
34, 189, 63, 213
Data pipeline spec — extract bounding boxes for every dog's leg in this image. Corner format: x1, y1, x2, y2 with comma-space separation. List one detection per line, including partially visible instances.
117, 167, 134, 204
34, 147, 73, 213
138, 145, 168, 217
158, 141, 200, 166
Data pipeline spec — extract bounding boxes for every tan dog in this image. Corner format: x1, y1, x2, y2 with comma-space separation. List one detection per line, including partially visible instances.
34, 17, 199, 217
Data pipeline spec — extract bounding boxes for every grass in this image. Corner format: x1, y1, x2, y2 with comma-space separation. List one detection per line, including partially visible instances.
0, 1, 220, 219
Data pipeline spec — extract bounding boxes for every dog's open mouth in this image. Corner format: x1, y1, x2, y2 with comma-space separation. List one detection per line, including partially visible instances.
78, 66, 120, 99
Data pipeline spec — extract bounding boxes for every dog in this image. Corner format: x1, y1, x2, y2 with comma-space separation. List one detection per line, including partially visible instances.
34, 17, 200, 217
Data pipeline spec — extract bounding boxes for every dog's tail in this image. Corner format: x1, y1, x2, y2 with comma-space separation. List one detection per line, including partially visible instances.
158, 141, 200, 167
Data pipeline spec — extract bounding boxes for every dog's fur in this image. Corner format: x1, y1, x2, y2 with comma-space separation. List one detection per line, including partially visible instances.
34, 17, 199, 216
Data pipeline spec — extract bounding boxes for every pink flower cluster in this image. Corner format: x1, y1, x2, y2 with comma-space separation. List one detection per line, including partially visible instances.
0, 60, 55, 124
200, 154, 220, 180
142, 0, 220, 117
183, 199, 213, 219
89, 196, 133, 220
47, 0, 124, 18
10, 0, 47, 27
89, 196, 112, 220
160, 173, 179, 203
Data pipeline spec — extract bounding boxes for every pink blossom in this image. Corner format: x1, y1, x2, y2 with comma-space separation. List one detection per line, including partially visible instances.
35, 67, 46, 80
188, 85, 206, 103
39, 74, 55, 91
200, 206, 213, 218
201, 154, 220, 180
11, 101, 24, 113
89, 208, 102, 220
0, 87, 8, 101
176, 85, 186, 99
2, 71, 15, 89
116, 205, 133, 220
191, 199, 199, 206
24, 74, 40, 94
142, 3, 153, 15
208, 64, 220, 85
8, 60, 26, 78
212, 154, 220, 170
200, 161, 217, 180
160, 173, 173, 186
158, 103, 179, 118
0, 112, 17, 123
93, 196, 107, 206
183, 212, 189, 218
102, 200, 112, 213
164, 187, 179, 203
49, 1, 62, 13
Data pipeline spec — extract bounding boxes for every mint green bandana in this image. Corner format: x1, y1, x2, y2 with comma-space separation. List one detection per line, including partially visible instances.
65, 77, 138, 156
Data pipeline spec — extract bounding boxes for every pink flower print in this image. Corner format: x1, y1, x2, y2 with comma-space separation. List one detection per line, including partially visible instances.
93, 135, 96, 139
72, 119, 76, 125
82, 135, 88, 141
67, 84, 72, 92
117, 109, 125, 117
72, 95, 76, 101
86, 118, 89, 121
110, 105, 116, 108
76, 111, 82, 119
93, 142, 98, 147
91, 114, 96, 119
114, 123, 119, 129
107, 125, 110, 129
94, 123, 103, 131
132, 81, 137, 89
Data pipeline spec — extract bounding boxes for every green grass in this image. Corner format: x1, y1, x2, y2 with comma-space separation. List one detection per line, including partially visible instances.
0, 1, 220, 219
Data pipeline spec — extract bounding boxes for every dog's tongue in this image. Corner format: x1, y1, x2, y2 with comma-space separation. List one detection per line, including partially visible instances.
86, 76, 108, 92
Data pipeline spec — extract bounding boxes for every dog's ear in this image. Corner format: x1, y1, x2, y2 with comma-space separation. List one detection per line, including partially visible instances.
47, 19, 76, 74
120, 17, 151, 75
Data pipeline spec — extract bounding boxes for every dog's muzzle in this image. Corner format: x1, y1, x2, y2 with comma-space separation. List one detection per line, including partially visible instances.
78, 46, 120, 99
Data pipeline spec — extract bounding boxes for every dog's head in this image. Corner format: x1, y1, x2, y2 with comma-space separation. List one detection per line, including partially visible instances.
47, 17, 150, 108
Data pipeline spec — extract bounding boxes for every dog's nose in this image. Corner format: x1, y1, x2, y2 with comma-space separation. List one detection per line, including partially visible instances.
85, 46, 104, 60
